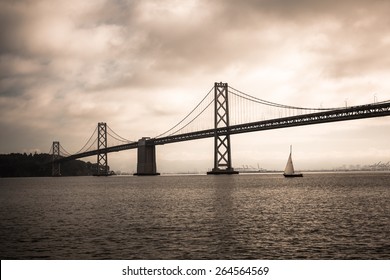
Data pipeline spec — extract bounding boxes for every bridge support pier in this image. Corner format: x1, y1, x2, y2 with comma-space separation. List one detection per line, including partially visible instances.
134, 137, 160, 176
207, 82, 238, 175
52, 141, 61, 176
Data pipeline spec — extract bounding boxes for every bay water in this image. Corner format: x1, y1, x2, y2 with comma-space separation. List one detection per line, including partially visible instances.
0, 173, 389, 259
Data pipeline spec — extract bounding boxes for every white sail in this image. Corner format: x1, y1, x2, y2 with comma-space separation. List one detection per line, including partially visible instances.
284, 152, 295, 175
283, 145, 302, 177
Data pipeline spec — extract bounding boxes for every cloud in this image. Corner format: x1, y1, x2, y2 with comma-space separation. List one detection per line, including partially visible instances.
1, 0, 390, 171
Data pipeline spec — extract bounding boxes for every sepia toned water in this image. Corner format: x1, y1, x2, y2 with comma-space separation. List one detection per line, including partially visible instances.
0, 173, 389, 259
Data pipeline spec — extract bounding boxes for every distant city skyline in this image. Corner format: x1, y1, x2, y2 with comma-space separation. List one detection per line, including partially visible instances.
1, 0, 390, 173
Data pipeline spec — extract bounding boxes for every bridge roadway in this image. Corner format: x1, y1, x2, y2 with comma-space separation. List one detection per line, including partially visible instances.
59, 101, 390, 162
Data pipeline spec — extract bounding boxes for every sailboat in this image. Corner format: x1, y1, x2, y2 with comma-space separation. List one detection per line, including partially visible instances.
283, 145, 303, 177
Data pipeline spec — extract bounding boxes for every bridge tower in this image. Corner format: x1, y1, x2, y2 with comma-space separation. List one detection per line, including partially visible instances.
96, 122, 109, 176
207, 82, 238, 175
52, 141, 61, 176
134, 137, 160, 176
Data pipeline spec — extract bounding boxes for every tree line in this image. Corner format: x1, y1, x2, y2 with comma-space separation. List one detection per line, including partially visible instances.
0, 153, 100, 177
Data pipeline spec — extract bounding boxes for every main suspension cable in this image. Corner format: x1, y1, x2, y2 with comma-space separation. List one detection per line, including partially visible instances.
164, 98, 214, 137
154, 86, 214, 138
75, 126, 98, 154
59, 144, 72, 157
107, 125, 134, 143
228, 86, 343, 111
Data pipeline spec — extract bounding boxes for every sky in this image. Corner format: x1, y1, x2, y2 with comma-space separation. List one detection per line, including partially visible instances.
1, 0, 390, 173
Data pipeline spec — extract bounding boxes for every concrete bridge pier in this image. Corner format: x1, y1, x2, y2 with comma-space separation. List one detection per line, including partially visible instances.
134, 137, 160, 176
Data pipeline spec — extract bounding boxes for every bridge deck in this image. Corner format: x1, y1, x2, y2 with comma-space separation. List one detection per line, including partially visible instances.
154, 101, 390, 144
59, 101, 390, 162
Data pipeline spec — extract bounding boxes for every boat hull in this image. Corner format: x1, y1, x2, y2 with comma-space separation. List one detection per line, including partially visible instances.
283, 173, 303, 177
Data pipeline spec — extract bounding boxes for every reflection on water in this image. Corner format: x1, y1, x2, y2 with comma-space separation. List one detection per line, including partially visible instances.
0, 173, 389, 259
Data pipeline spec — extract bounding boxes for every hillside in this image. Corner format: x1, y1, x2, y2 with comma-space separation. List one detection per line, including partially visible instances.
0, 153, 100, 177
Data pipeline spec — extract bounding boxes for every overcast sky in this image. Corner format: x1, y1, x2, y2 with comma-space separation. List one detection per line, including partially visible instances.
1, 0, 390, 173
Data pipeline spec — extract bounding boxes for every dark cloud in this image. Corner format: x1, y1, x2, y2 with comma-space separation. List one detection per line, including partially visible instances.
1, 0, 390, 170
216, 0, 390, 22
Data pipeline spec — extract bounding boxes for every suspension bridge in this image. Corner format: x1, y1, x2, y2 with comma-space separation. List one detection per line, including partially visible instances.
50, 82, 390, 176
